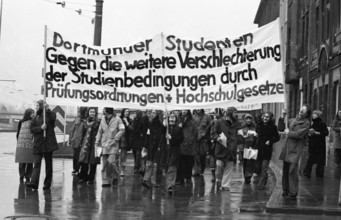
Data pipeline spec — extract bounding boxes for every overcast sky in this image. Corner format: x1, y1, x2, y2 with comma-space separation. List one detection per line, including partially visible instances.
0, 0, 260, 106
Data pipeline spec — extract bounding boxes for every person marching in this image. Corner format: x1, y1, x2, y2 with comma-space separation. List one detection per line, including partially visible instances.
193, 109, 211, 176
131, 110, 144, 174
211, 107, 240, 191
27, 100, 58, 190
165, 112, 184, 195
78, 107, 101, 185
303, 110, 329, 178
280, 104, 311, 199
237, 113, 257, 184
119, 108, 134, 177
255, 112, 280, 189
332, 109, 341, 166
177, 110, 198, 185
95, 107, 125, 187
142, 110, 166, 189
68, 107, 87, 176
15, 108, 35, 183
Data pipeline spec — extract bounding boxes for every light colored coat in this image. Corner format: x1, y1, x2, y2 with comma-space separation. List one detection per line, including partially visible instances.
95, 115, 125, 155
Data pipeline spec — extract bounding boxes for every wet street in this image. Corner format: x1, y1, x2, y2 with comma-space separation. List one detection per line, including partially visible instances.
1, 132, 341, 219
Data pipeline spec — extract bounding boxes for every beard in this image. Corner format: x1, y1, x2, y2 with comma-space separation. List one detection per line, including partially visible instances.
36, 107, 43, 116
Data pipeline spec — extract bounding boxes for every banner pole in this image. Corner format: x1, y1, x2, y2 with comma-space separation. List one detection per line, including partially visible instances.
43, 25, 47, 138
161, 32, 169, 144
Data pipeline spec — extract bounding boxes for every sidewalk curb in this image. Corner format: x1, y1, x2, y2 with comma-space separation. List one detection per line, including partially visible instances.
266, 161, 341, 216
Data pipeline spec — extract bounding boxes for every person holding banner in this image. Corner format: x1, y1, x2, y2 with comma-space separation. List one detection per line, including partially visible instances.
254, 112, 280, 189
237, 113, 257, 184
142, 110, 166, 189
211, 107, 240, 191
68, 107, 87, 176
193, 109, 211, 177
78, 107, 100, 185
165, 112, 184, 195
279, 105, 311, 200
27, 100, 58, 190
95, 107, 125, 187
176, 110, 198, 185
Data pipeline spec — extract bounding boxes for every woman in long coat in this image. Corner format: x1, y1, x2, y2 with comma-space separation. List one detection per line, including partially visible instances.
333, 110, 341, 166
119, 108, 134, 177
15, 108, 35, 183
142, 110, 166, 189
303, 110, 329, 178
131, 110, 144, 173
177, 110, 198, 184
68, 107, 87, 175
255, 112, 280, 189
78, 107, 100, 184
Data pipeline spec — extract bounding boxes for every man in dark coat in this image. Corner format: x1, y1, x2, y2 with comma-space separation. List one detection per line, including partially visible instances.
27, 100, 59, 190
211, 107, 240, 191
303, 110, 329, 178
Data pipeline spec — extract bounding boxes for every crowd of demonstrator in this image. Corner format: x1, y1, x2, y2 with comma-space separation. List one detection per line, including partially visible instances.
15, 100, 341, 198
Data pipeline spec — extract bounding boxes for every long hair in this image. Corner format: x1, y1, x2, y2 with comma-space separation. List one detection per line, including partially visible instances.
262, 111, 275, 126
87, 107, 98, 122
79, 107, 88, 120
22, 108, 34, 122
120, 108, 130, 119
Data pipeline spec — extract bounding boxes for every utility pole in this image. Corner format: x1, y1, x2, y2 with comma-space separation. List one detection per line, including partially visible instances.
93, 0, 103, 46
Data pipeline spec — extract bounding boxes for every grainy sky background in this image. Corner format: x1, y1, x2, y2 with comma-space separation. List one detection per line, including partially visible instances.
0, 0, 260, 108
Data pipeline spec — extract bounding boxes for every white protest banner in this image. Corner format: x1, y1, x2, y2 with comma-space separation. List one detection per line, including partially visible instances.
44, 18, 284, 110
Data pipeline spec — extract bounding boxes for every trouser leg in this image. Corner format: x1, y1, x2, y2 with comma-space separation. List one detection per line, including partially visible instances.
258, 160, 270, 187
43, 152, 53, 188
79, 163, 89, 180
200, 155, 206, 174
288, 163, 298, 195
316, 162, 324, 177
167, 166, 177, 189
221, 161, 233, 188
143, 160, 153, 182
19, 163, 25, 179
31, 153, 43, 187
215, 159, 224, 182
88, 164, 97, 181
25, 163, 33, 180
282, 161, 290, 194
303, 156, 314, 176
120, 148, 127, 172
73, 148, 81, 172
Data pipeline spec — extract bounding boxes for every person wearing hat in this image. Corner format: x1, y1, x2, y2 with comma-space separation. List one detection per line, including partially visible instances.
95, 107, 125, 187
26, 100, 58, 190
211, 106, 240, 191
303, 110, 329, 178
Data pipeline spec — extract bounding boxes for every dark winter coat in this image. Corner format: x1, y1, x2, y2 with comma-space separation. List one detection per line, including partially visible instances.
30, 109, 59, 154
238, 114, 257, 149
193, 113, 211, 155
279, 116, 310, 164
167, 124, 184, 167
211, 117, 240, 161
119, 117, 134, 151
308, 117, 329, 165
255, 122, 280, 161
180, 118, 198, 156
131, 115, 144, 151
79, 119, 100, 164
145, 117, 166, 163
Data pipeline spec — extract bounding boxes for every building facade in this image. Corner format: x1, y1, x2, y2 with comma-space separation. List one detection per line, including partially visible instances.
255, 0, 341, 126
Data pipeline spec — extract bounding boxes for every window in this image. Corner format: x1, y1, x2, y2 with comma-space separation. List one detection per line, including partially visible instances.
302, 15, 306, 55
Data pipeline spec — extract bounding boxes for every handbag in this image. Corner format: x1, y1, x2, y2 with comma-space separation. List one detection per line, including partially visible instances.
243, 147, 258, 160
